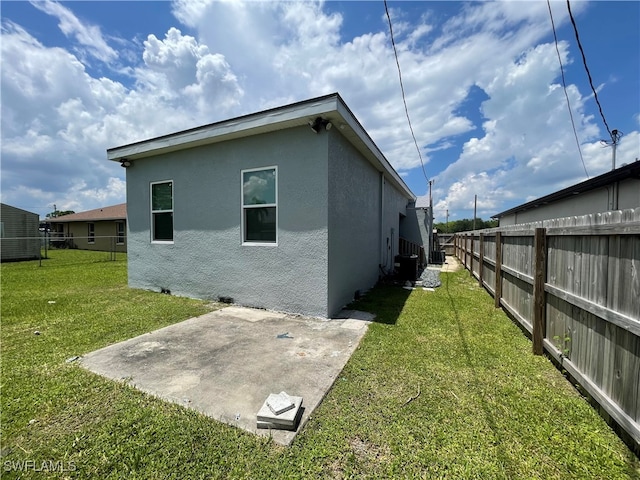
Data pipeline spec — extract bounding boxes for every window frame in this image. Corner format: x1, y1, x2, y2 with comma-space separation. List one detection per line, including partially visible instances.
150, 180, 174, 244
241, 166, 278, 246
116, 221, 125, 245
87, 223, 95, 244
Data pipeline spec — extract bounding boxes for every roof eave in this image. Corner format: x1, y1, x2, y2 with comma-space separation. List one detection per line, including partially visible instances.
47, 216, 125, 223
107, 93, 416, 201
492, 161, 640, 219
107, 93, 341, 162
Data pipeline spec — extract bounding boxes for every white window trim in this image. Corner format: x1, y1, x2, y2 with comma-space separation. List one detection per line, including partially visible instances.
150, 180, 174, 244
241, 166, 278, 246
116, 221, 125, 245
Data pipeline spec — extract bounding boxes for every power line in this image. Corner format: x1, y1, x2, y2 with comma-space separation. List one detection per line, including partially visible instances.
566, 0, 614, 142
547, 0, 589, 178
383, 0, 429, 184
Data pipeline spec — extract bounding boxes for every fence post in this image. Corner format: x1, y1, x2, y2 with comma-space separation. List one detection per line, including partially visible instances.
453, 234, 457, 259
470, 234, 474, 277
494, 232, 502, 308
478, 233, 484, 288
532, 227, 547, 355
454, 234, 457, 259
464, 234, 468, 270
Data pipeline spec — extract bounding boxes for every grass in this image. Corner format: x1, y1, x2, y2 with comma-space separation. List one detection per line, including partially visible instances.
1, 249, 638, 479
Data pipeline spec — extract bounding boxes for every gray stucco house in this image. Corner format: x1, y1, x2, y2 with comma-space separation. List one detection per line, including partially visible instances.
493, 161, 640, 226
0, 203, 40, 262
108, 93, 423, 317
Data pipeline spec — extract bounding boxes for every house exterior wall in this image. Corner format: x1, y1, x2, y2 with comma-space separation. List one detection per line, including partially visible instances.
326, 131, 411, 314
500, 178, 640, 226
401, 207, 432, 257
0, 204, 40, 262
126, 126, 331, 317
617, 178, 640, 210
327, 131, 381, 314
383, 175, 411, 267
63, 221, 127, 252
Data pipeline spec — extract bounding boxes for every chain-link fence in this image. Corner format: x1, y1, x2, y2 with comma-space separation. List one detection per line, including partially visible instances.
1, 235, 126, 266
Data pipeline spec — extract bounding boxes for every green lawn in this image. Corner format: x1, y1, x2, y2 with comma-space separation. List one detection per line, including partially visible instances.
1, 250, 638, 479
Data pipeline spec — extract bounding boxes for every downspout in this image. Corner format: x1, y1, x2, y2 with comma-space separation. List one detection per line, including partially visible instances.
380, 172, 385, 272
606, 184, 619, 211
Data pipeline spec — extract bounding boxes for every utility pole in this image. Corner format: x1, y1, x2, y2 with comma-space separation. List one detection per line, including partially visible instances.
602, 129, 623, 171
428, 179, 434, 226
445, 209, 449, 231
473, 195, 478, 230
473, 195, 477, 230
611, 129, 621, 170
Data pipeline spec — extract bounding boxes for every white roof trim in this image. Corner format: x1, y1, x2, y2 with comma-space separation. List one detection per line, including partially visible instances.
107, 93, 415, 200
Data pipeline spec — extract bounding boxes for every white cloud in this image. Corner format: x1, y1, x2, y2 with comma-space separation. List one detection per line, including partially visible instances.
419, 38, 608, 218
142, 27, 243, 112
1, 0, 635, 222
30, 0, 117, 64
191, 0, 590, 178
1, 12, 242, 216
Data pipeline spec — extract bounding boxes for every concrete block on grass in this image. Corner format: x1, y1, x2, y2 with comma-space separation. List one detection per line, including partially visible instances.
266, 391, 295, 415
257, 395, 303, 430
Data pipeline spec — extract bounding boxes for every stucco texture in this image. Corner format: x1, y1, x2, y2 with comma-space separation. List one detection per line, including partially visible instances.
327, 130, 410, 314
127, 127, 330, 317
127, 126, 413, 317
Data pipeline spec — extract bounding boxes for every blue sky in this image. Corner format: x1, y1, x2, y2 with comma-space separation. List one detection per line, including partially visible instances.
2, 1, 639, 222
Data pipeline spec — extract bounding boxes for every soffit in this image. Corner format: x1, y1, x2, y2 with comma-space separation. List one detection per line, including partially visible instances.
107, 94, 415, 200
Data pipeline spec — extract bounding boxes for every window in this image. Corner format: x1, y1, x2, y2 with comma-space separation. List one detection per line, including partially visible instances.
116, 221, 125, 245
151, 181, 173, 242
242, 167, 277, 244
87, 223, 95, 244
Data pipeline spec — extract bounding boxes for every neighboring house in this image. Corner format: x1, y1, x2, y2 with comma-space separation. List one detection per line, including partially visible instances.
0, 203, 40, 262
107, 93, 423, 318
47, 204, 127, 252
493, 161, 640, 226
401, 206, 432, 263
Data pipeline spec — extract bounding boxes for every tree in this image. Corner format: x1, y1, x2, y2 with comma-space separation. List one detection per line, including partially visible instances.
46, 210, 75, 218
433, 217, 498, 233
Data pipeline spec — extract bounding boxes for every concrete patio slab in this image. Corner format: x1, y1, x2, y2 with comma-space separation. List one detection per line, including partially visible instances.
80, 306, 371, 446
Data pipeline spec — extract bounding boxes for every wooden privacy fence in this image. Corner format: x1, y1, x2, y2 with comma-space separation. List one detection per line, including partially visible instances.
454, 208, 640, 446
399, 237, 427, 267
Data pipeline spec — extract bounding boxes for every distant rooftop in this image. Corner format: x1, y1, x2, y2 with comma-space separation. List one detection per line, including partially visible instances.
47, 203, 126, 222
492, 161, 640, 219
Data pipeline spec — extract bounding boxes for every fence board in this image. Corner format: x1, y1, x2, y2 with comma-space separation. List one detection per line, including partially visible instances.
606, 235, 619, 313
495, 232, 502, 308
545, 284, 640, 336
453, 208, 640, 446
533, 228, 546, 355
479, 233, 485, 288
